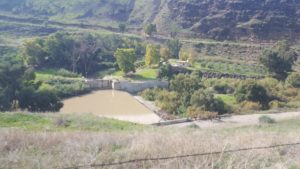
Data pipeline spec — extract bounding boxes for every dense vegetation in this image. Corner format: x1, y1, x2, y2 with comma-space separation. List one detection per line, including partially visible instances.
0, 54, 62, 112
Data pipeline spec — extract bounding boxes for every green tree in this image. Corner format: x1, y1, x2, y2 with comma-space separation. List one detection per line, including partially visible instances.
166, 39, 182, 58
160, 47, 171, 61
190, 89, 226, 114
156, 90, 180, 115
145, 44, 160, 66
260, 40, 298, 80
144, 24, 157, 36
114, 48, 137, 73
157, 64, 173, 80
235, 80, 270, 107
170, 74, 202, 108
0, 54, 63, 112
0, 54, 25, 110
19, 87, 63, 112
118, 23, 126, 33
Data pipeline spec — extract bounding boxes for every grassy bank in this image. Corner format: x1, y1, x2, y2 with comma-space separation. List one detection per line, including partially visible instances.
1, 112, 300, 168
0, 112, 144, 132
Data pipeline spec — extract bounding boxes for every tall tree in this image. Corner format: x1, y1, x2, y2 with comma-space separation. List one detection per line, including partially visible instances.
166, 39, 182, 58
118, 23, 126, 33
260, 40, 298, 80
160, 47, 171, 61
114, 48, 136, 74
145, 44, 160, 66
144, 24, 157, 37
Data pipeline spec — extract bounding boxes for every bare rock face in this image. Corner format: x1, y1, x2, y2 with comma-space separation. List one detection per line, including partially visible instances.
169, 0, 300, 40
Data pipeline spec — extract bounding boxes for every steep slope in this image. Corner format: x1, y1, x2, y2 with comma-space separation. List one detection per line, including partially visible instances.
0, 0, 166, 28
168, 0, 300, 40
0, 0, 299, 41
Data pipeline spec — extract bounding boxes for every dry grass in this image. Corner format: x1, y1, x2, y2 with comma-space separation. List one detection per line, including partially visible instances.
1, 123, 300, 169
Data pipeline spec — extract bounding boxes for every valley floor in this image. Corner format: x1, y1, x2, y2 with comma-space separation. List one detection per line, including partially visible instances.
1, 113, 300, 169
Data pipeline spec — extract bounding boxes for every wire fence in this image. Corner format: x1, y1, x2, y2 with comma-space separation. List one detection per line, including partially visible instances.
61, 142, 300, 169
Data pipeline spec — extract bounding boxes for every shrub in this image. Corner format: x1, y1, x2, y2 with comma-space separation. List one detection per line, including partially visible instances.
240, 101, 262, 111
258, 77, 281, 96
186, 106, 218, 120
268, 100, 285, 109
235, 80, 270, 107
286, 73, 300, 88
213, 83, 234, 94
191, 89, 227, 114
259, 116, 276, 124
139, 88, 161, 101
156, 90, 180, 115
282, 87, 299, 98
56, 69, 81, 78
157, 64, 173, 80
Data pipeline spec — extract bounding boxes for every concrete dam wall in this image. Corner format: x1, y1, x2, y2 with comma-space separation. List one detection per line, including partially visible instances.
85, 79, 168, 93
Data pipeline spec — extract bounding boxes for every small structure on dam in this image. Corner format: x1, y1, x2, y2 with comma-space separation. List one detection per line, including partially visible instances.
85, 79, 168, 93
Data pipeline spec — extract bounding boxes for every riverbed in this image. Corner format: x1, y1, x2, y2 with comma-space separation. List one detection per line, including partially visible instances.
60, 90, 161, 124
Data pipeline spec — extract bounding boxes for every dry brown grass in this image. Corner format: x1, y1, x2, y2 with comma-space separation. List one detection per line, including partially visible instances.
1, 126, 300, 169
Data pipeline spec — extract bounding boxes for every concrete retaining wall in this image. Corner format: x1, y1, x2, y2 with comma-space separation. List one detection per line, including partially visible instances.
85, 79, 112, 89
85, 79, 168, 93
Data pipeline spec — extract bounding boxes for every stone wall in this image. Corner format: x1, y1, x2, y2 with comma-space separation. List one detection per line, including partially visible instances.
85, 79, 112, 89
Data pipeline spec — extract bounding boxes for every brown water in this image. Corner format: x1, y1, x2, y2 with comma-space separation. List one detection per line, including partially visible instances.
60, 90, 161, 124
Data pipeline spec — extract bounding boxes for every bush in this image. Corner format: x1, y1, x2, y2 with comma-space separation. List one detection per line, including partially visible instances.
235, 80, 270, 107
139, 88, 161, 101
240, 101, 262, 111
286, 73, 300, 88
186, 106, 218, 120
282, 87, 299, 98
191, 89, 227, 114
157, 64, 173, 80
56, 69, 81, 78
268, 100, 285, 109
259, 116, 276, 124
156, 90, 180, 115
258, 77, 281, 96
213, 83, 234, 94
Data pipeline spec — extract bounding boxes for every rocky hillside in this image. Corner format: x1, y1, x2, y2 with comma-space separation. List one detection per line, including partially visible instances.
0, 0, 299, 41
169, 0, 300, 41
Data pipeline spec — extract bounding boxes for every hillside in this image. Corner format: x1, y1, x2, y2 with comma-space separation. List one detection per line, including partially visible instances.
169, 0, 300, 41
0, 0, 166, 28
0, 0, 299, 41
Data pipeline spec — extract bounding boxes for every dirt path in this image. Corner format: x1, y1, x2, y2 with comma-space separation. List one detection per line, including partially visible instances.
172, 111, 300, 128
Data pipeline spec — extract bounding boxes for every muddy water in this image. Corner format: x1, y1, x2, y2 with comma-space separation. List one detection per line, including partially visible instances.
60, 90, 161, 124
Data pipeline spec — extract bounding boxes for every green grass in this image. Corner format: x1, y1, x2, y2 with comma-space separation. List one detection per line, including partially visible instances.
192, 60, 267, 76
0, 112, 144, 132
130, 68, 158, 81
215, 94, 237, 105
112, 68, 158, 81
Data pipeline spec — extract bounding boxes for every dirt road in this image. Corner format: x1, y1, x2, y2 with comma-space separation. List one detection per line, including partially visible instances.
172, 111, 300, 128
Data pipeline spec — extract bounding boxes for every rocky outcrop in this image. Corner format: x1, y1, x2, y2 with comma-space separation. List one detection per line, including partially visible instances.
169, 0, 300, 41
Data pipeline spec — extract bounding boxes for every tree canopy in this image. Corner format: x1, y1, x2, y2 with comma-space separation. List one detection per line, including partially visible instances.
260, 40, 298, 80
0, 54, 63, 112
114, 48, 137, 73
144, 24, 157, 36
166, 39, 182, 58
145, 44, 160, 66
